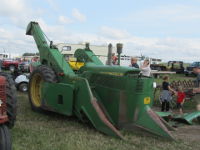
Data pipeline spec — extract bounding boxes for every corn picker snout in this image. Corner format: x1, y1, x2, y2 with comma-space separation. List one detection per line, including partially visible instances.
26, 21, 174, 139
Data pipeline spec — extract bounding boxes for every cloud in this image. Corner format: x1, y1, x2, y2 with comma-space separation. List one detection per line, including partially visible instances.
100, 26, 130, 39
0, 26, 37, 55
117, 4, 200, 38
23, 20, 200, 63
0, 0, 26, 16
123, 37, 200, 62
121, 4, 200, 23
72, 8, 86, 22
1, 18, 200, 63
45, 0, 59, 12
0, 0, 43, 28
0, 2, 199, 63
0, 28, 13, 39
59, 9, 87, 24
58, 16, 73, 24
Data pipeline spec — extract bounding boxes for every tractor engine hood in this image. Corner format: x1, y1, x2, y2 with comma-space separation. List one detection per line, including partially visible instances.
79, 65, 140, 76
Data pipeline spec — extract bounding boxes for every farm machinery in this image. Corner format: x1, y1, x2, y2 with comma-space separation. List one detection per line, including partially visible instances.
170, 80, 196, 100
26, 21, 175, 139
0, 73, 17, 150
167, 61, 184, 74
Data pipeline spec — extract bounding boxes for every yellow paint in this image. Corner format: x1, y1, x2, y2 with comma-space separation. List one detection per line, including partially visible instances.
144, 97, 151, 104
68, 61, 85, 70
30, 73, 43, 107
100, 72, 124, 76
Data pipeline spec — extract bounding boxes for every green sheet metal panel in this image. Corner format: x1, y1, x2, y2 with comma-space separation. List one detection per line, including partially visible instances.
79, 71, 173, 139
74, 48, 104, 65
173, 111, 200, 124
156, 111, 172, 117
182, 111, 200, 124
41, 82, 74, 116
86, 73, 154, 125
73, 78, 123, 138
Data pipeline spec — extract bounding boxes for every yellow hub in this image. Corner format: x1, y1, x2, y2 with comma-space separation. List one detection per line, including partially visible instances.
30, 73, 43, 107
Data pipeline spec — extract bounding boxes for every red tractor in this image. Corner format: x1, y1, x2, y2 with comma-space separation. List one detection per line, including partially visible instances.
0, 73, 17, 150
1, 59, 19, 72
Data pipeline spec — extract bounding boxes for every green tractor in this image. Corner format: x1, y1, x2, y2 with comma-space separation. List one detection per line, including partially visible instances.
26, 21, 173, 139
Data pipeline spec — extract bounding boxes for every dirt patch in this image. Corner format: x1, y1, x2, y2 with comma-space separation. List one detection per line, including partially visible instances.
173, 125, 200, 142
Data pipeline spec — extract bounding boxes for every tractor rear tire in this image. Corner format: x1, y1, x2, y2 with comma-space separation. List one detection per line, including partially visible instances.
28, 65, 57, 112
0, 72, 17, 128
0, 125, 11, 150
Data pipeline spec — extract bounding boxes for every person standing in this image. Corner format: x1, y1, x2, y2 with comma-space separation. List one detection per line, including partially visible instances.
193, 67, 200, 87
174, 86, 186, 114
140, 59, 151, 76
111, 53, 117, 65
160, 76, 175, 112
129, 57, 139, 68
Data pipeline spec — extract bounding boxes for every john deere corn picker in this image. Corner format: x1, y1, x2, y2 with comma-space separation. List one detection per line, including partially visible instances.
26, 21, 174, 139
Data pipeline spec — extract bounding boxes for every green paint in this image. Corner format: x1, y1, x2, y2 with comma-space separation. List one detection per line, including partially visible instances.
26, 21, 173, 139
41, 82, 74, 116
173, 111, 200, 125
156, 111, 172, 117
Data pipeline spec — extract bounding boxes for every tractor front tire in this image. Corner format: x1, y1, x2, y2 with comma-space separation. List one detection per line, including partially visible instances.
18, 83, 28, 92
0, 125, 11, 150
0, 72, 17, 128
28, 65, 57, 112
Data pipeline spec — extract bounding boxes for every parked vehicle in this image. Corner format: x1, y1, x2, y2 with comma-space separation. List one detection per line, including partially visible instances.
0, 53, 9, 60
167, 61, 184, 74
185, 62, 200, 76
150, 64, 167, 71
151, 61, 185, 74
150, 58, 167, 71
18, 61, 30, 72
15, 74, 29, 92
1, 59, 19, 71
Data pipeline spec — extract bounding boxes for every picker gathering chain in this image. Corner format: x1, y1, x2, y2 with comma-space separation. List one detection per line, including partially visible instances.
26, 21, 174, 139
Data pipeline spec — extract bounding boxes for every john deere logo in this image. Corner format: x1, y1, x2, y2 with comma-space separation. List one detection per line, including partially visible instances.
144, 97, 151, 104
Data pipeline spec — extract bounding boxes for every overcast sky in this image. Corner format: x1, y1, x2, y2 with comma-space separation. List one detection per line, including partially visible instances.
0, 0, 200, 62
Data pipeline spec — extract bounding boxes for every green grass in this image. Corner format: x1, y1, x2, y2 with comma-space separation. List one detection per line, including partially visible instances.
12, 90, 200, 150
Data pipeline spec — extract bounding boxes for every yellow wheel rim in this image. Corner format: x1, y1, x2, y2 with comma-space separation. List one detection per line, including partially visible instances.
30, 73, 43, 107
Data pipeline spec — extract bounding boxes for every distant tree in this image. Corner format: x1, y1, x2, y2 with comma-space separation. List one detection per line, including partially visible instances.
22, 53, 39, 56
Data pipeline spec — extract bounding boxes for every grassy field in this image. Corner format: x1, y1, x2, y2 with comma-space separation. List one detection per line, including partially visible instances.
11, 74, 200, 150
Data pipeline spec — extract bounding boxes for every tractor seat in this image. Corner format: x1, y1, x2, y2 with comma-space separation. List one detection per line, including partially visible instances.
68, 57, 84, 70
